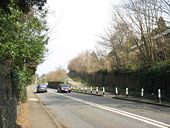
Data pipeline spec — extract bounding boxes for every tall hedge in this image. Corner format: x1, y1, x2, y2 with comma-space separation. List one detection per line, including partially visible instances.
69, 62, 170, 101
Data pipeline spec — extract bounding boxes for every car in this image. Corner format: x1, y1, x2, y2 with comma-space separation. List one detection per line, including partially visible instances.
37, 84, 48, 93
57, 84, 71, 93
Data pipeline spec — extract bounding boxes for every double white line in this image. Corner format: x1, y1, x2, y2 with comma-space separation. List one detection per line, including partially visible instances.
50, 90, 170, 128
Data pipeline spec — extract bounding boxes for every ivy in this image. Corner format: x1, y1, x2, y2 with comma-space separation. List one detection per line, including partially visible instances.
0, 6, 48, 66
0, 4, 48, 102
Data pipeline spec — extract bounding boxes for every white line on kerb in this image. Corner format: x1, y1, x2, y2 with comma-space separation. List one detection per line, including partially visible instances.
49, 90, 170, 128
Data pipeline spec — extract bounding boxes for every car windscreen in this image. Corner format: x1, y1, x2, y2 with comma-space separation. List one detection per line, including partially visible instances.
60, 84, 69, 87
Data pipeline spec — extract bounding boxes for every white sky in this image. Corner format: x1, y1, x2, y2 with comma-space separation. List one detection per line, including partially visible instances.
36, 0, 121, 76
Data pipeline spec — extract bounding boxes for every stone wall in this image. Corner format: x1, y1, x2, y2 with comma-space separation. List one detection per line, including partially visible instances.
0, 63, 17, 128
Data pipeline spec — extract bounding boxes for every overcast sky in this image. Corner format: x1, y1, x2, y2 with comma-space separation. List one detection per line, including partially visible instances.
36, 0, 121, 76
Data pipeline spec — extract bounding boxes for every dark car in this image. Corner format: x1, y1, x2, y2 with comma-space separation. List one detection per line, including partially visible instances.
37, 84, 48, 93
57, 84, 71, 93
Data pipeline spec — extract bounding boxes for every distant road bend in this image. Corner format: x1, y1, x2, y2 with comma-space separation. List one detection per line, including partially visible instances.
35, 88, 170, 128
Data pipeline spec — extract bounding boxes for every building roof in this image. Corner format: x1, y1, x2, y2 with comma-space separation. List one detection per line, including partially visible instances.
130, 29, 170, 50
153, 29, 170, 39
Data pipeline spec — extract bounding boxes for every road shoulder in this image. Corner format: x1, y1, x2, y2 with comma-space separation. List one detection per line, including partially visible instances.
72, 90, 170, 107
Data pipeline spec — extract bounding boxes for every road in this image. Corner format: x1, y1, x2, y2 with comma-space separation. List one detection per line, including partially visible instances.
33, 87, 170, 128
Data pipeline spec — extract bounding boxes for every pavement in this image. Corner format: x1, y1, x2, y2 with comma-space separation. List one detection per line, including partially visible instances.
27, 86, 59, 128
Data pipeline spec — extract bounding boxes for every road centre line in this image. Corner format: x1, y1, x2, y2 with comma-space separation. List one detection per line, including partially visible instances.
48, 90, 170, 128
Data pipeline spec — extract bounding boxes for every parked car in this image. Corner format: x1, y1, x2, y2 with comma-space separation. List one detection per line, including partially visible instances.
37, 84, 48, 93
57, 84, 71, 93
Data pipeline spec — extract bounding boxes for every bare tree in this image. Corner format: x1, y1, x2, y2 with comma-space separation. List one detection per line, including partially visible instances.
46, 67, 67, 82
101, 0, 170, 67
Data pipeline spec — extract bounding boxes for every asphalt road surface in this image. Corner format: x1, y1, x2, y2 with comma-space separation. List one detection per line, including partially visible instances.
33, 87, 170, 128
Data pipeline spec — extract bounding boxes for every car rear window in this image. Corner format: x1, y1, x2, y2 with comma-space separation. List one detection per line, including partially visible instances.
39, 84, 47, 87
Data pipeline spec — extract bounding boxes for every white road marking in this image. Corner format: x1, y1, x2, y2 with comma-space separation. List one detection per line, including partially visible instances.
48, 90, 170, 128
